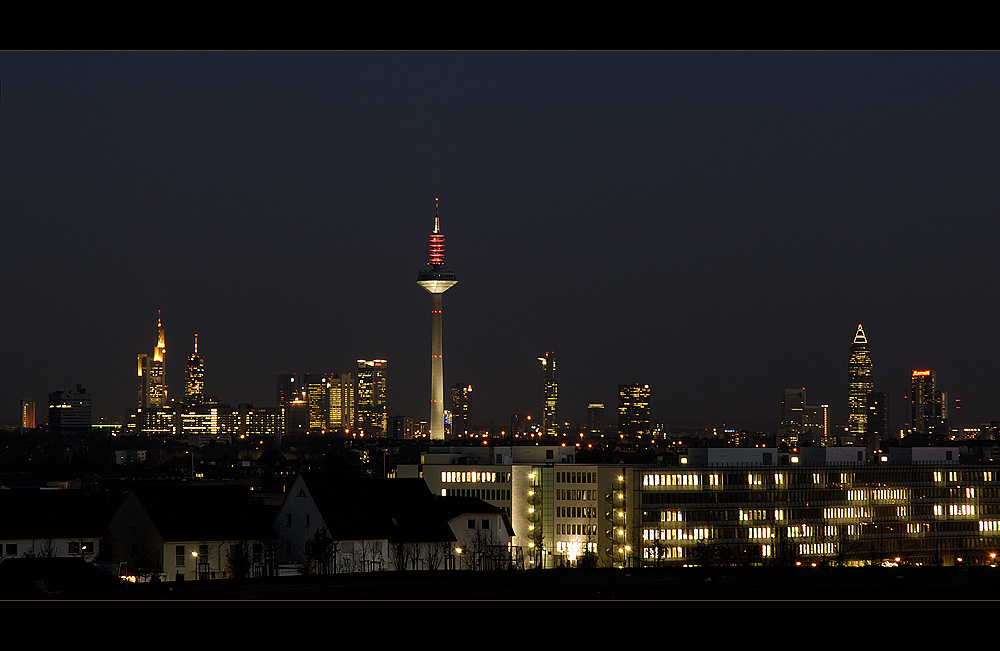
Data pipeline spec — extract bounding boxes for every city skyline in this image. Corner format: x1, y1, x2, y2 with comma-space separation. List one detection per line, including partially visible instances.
3, 52, 1000, 430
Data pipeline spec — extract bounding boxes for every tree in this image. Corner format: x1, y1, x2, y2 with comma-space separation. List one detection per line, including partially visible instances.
302, 527, 335, 575
225, 540, 253, 580
390, 541, 421, 571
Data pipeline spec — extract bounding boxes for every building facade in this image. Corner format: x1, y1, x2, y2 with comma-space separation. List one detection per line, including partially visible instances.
911, 370, 948, 444
539, 352, 557, 437
184, 334, 205, 405
618, 384, 651, 438
48, 384, 92, 434
356, 359, 387, 434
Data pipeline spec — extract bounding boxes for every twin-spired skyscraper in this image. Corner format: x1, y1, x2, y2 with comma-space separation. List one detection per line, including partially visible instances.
417, 199, 457, 440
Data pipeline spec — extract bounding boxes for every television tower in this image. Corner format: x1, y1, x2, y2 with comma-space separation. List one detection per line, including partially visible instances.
417, 198, 457, 440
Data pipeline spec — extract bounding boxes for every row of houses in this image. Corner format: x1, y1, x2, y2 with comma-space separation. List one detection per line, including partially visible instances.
0, 472, 514, 581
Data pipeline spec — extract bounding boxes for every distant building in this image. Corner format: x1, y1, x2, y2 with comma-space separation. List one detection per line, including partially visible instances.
848, 324, 874, 437
866, 391, 889, 448
184, 334, 205, 406
539, 352, 557, 436
48, 385, 92, 434
20, 400, 36, 429
451, 384, 471, 435
780, 388, 829, 447
618, 384, 651, 438
356, 359, 387, 434
588, 403, 605, 435
276, 373, 302, 411
305, 373, 330, 430
137, 312, 167, 409
327, 373, 354, 430
911, 370, 949, 444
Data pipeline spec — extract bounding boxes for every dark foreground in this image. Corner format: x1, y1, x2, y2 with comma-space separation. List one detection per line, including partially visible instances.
6, 560, 1000, 601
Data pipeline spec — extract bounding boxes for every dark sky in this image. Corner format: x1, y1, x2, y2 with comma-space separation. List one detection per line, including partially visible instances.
3, 51, 999, 433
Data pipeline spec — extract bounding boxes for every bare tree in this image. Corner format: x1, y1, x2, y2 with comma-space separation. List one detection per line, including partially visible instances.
302, 527, 335, 575
226, 540, 253, 580
425, 541, 449, 570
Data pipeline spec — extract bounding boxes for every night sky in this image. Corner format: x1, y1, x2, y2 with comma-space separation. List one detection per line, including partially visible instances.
3, 51, 999, 433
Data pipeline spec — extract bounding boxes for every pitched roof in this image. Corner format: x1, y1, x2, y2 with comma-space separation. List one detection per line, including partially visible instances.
0, 489, 107, 540
298, 472, 455, 544
130, 485, 274, 542
433, 495, 515, 537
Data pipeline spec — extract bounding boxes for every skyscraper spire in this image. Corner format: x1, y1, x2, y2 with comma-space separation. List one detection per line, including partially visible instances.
417, 198, 458, 440
854, 323, 867, 345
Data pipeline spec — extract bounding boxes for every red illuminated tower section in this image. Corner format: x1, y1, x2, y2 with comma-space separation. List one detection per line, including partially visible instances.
416, 198, 457, 441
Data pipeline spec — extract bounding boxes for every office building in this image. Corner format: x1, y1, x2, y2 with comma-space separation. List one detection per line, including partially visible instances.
866, 391, 889, 449
356, 359, 387, 434
48, 385, 92, 434
451, 384, 472, 436
539, 352, 557, 436
327, 373, 354, 431
138, 311, 167, 409
781, 388, 831, 447
185, 334, 205, 406
276, 373, 302, 411
20, 400, 36, 429
416, 198, 458, 440
618, 384, 651, 438
305, 373, 331, 430
848, 324, 874, 437
911, 370, 948, 445
588, 403, 605, 435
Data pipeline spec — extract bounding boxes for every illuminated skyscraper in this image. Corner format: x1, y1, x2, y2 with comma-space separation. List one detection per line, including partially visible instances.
911, 370, 948, 445
138, 312, 167, 409
20, 400, 36, 429
588, 403, 605, 435
538, 352, 557, 436
451, 383, 472, 436
185, 334, 205, 406
848, 324, 874, 437
618, 384, 651, 438
416, 198, 457, 441
356, 359, 387, 434
305, 373, 331, 430
327, 373, 354, 430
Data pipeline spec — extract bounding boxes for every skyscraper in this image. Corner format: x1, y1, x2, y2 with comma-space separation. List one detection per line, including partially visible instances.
911, 370, 948, 444
451, 383, 471, 436
848, 324, 874, 437
305, 373, 331, 430
618, 384, 651, 438
48, 384, 92, 434
138, 311, 167, 409
539, 351, 557, 436
587, 403, 605, 435
20, 400, 36, 429
327, 373, 354, 431
185, 334, 205, 406
416, 198, 457, 440
356, 359, 387, 434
